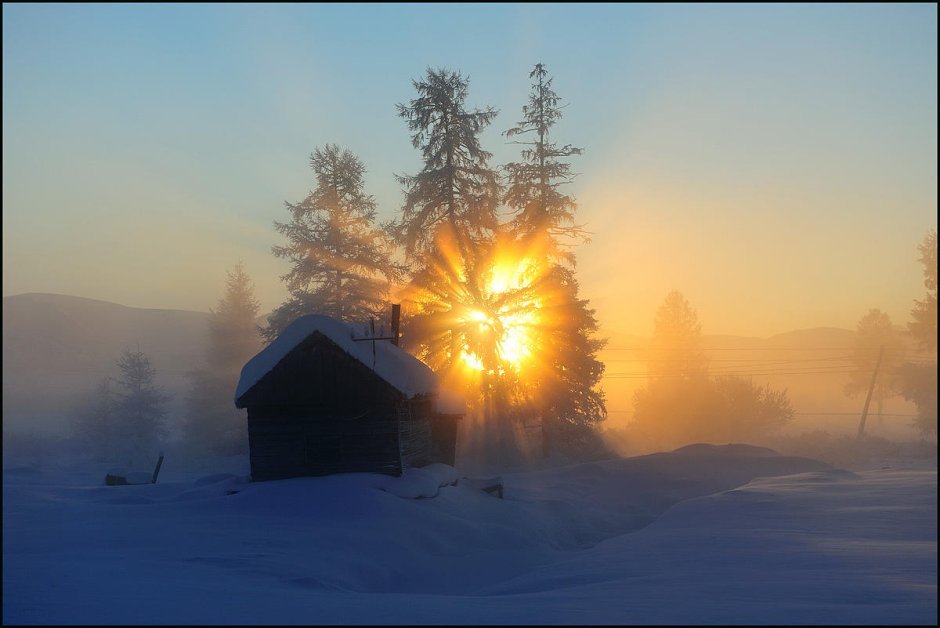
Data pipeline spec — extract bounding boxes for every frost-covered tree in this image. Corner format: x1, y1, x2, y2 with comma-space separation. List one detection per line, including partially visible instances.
264, 144, 399, 341
896, 361, 937, 438
72, 378, 119, 461
629, 293, 791, 451
400, 226, 607, 462
896, 228, 938, 437
208, 262, 262, 373
75, 349, 169, 464
183, 263, 262, 455
389, 67, 501, 260
535, 265, 608, 458
646, 290, 709, 380
908, 229, 937, 351
503, 62, 587, 260
631, 374, 793, 451
113, 349, 168, 461
500, 63, 607, 458
395, 65, 607, 462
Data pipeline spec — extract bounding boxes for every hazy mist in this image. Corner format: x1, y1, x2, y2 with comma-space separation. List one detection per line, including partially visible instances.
2, 4, 936, 462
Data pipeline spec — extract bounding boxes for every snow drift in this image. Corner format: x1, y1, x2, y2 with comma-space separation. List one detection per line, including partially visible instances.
3, 444, 935, 625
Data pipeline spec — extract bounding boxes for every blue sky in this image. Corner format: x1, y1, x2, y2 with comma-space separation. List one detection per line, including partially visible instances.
3, 3, 937, 338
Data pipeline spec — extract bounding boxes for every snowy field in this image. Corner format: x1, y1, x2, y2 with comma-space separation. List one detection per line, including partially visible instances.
3, 444, 936, 625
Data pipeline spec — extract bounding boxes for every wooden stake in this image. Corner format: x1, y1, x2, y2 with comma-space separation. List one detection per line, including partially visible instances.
151, 453, 164, 484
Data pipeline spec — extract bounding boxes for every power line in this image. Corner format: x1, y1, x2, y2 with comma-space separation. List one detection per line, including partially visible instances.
602, 355, 858, 363
601, 347, 854, 351
602, 369, 863, 379
600, 346, 933, 353
602, 410, 919, 417
790, 412, 919, 417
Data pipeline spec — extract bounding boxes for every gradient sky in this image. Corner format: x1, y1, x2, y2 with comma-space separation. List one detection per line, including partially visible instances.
3, 3, 937, 339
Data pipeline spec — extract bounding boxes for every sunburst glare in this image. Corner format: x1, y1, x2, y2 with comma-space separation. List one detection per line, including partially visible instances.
399, 225, 559, 402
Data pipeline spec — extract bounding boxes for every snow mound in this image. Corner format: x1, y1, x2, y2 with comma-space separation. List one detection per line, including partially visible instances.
4, 447, 936, 624
3, 465, 42, 475
172, 476, 249, 501
193, 473, 243, 487
673, 443, 779, 457
758, 469, 860, 483
376, 464, 458, 499
124, 471, 154, 484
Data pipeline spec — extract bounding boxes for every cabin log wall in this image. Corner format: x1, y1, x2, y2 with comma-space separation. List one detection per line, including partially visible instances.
242, 332, 443, 481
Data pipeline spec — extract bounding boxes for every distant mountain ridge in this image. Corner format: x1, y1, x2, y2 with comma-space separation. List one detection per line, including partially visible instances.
598, 327, 856, 353
3, 293, 211, 433
767, 327, 856, 346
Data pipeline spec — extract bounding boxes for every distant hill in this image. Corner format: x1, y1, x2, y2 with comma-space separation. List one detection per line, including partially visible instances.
2, 293, 211, 434
765, 327, 856, 347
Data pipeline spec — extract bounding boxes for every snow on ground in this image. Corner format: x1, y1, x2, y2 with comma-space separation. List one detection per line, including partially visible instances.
3, 444, 936, 625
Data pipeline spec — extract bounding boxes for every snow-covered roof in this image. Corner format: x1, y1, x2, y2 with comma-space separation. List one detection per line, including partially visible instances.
235, 315, 438, 405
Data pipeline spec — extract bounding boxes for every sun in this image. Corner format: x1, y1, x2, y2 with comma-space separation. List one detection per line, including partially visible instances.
400, 226, 553, 387
457, 258, 542, 373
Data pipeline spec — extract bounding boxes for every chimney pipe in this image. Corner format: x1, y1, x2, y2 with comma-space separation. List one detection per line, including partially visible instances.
391, 304, 401, 347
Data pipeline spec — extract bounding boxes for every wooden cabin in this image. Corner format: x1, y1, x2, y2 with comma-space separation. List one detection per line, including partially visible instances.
234, 315, 461, 482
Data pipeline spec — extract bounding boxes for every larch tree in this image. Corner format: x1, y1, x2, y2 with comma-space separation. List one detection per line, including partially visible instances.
264, 144, 399, 342
183, 262, 262, 455
388, 67, 501, 261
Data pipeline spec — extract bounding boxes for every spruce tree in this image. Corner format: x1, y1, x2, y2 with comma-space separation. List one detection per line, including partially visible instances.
389, 67, 501, 260
209, 262, 262, 373
646, 289, 709, 380
503, 62, 587, 259
535, 266, 608, 457
502, 63, 607, 458
113, 349, 168, 464
264, 144, 398, 341
183, 263, 261, 455
72, 378, 119, 461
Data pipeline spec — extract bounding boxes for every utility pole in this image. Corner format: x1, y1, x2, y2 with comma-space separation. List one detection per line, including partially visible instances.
856, 345, 885, 439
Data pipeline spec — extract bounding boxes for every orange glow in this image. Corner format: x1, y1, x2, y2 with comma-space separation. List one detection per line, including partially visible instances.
399, 225, 558, 403
456, 256, 542, 373
460, 347, 485, 371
